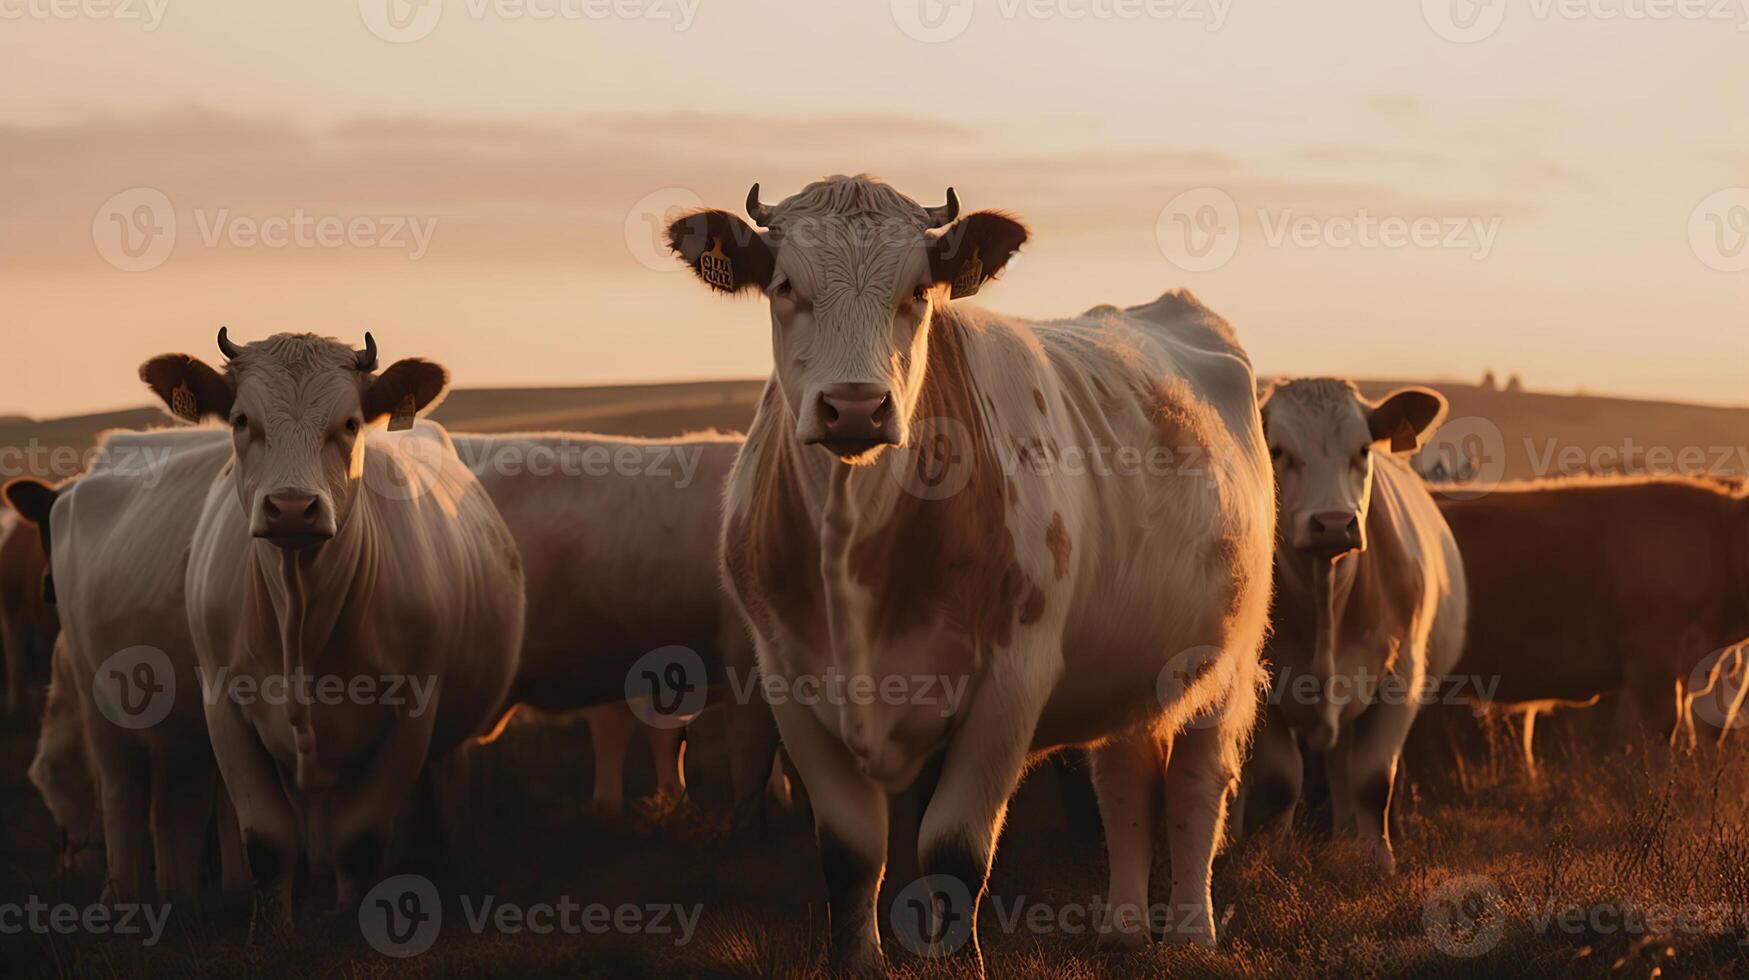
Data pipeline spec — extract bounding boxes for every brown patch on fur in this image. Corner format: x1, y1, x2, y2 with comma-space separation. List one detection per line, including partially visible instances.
849, 310, 1031, 652
1045, 512, 1072, 580
1019, 586, 1046, 626
1033, 389, 1047, 415
722, 384, 826, 648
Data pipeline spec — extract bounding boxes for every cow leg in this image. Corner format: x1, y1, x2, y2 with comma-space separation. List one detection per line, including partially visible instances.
584, 703, 635, 817
151, 740, 218, 903
1237, 702, 1301, 840
915, 646, 1057, 973
2, 612, 26, 717
216, 786, 251, 893
646, 721, 686, 804
1336, 695, 1420, 874
722, 685, 782, 836
84, 721, 152, 905
331, 690, 443, 911
770, 692, 887, 975
1517, 709, 1541, 782
1090, 730, 1164, 949
203, 700, 299, 933
1161, 683, 1253, 947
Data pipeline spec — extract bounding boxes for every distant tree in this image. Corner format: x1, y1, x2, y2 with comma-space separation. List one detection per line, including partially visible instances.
1504, 373, 1523, 393
1481, 370, 1498, 391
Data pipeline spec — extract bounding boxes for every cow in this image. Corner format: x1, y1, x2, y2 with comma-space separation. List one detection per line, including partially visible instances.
0, 501, 59, 717
28, 635, 104, 879
1431, 475, 1749, 765
666, 176, 1273, 971
450, 431, 786, 828
1236, 379, 1467, 872
141, 330, 525, 922
8, 428, 236, 904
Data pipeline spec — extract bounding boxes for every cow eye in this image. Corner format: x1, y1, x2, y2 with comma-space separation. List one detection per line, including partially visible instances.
344, 418, 361, 435
773, 281, 792, 297
230, 414, 248, 430
911, 285, 929, 304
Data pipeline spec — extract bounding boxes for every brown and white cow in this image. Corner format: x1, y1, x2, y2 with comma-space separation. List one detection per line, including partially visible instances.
0, 501, 58, 717
667, 176, 1273, 971
143, 331, 525, 921
451, 431, 787, 828
8, 428, 237, 903
1237, 379, 1467, 871
1433, 475, 1749, 762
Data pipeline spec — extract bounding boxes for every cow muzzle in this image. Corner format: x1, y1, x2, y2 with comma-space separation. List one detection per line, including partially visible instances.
1298, 510, 1362, 560
254, 490, 335, 550
807, 382, 900, 460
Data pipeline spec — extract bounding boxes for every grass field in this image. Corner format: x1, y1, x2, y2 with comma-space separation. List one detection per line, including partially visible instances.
3, 379, 1749, 978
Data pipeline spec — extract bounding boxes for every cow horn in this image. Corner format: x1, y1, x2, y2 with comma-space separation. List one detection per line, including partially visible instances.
747, 183, 776, 227
356, 332, 377, 372
217, 326, 242, 360
925, 188, 960, 228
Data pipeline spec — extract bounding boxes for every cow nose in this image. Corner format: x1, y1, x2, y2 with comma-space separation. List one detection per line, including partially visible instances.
814, 383, 899, 457
1305, 510, 1361, 558
258, 491, 331, 549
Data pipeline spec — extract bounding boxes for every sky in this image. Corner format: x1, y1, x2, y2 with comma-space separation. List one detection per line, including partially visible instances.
2, 0, 1746, 418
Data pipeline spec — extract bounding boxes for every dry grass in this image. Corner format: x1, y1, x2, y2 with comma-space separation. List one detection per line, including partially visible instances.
4, 704, 1749, 979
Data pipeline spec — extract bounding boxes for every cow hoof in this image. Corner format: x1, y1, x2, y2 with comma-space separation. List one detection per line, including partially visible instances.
1095, 927, 1152, 953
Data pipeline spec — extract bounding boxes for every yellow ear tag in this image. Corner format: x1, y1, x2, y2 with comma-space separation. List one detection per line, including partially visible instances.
699, 238, 735, 291
389, 394, 417, 432
951, 247, 983, 300
170, 382, 200, 422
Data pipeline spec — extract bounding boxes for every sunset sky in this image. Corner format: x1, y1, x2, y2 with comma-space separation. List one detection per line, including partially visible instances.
2, 0, 1746, 418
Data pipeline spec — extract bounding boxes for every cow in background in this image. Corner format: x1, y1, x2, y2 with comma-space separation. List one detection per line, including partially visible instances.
28, 636, 104, 878
668, 176, 1272, 971
144, 330, 524, 923
1237, 379, 1467, 872
0, 500, 58, 718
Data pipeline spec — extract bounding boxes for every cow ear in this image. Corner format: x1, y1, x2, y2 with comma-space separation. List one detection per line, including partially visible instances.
362, 358, 449, 424
1368, 387, 1447, 453
665, 209, 774, 295
929, 211, 1029, 300
3, 478, 57, 526
139, 354, 234, 423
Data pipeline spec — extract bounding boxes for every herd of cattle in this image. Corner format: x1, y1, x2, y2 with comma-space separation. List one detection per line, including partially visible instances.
1, 175, 1746, 972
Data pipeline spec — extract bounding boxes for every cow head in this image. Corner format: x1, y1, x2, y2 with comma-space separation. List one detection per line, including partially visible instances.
3, 477, 61, 603
667, 175, 1027, 463
1261, 379, 1446, 561
140, 330, 448, 551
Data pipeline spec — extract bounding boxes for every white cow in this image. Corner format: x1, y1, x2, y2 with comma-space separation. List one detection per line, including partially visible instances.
1239, 378, 1467, 871
666, 176, 1273, 971
11, 428, 235, 903
28, 636, 104, 879
451, 431, 787, 828
141, 330, 525, 920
